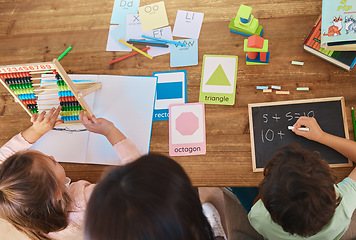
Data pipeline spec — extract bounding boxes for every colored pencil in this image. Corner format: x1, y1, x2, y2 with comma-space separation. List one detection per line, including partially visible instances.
141, 35, 187, 47
57, 46, 72, 61
108, 47, 150, 65
352, 106, 356, 141
118, 39, 153, 59
127, 40, 169, 48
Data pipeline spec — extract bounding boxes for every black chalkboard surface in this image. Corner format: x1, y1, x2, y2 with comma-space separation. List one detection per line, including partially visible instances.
248, 97, 351, 172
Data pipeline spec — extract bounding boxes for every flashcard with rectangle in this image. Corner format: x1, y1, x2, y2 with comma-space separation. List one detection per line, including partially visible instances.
153, 70, 187, 121
169, 102, 206, 156
138, 1, 169, 32
170, 39, 198, 67
199, 55, 238, 105
173, 10, 204, 39
126, 14, 144, 40
106, 25, 132, 52
144, 26, 173, 57
111, 0, 140, 25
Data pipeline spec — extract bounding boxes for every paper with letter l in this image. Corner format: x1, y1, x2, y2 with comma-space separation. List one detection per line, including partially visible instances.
138, 1, 169, 32
199, 55, 238, 105
173, 10, 204, 39
169, 102, 206, 156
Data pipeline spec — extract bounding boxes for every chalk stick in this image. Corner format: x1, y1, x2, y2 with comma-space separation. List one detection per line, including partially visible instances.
291, 61, 304, 66
256, 86, 268, 90
263, 89, 272, 93
288, 126, 310, 132
276, 91, 290, 94
271, 85, 281, 90
296, 87, 309, 91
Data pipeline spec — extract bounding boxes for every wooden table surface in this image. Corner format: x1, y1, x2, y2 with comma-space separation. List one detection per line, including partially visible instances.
0, 0, 354, 186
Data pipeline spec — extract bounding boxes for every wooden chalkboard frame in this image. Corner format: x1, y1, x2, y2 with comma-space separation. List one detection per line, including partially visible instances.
248, 97, 352, 172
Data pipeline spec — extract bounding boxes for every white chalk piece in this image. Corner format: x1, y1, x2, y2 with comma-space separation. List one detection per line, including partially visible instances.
291, 61, 304, 66
296, 87, 309, 91
288, 126, 310, 131
271, 85, 281, 90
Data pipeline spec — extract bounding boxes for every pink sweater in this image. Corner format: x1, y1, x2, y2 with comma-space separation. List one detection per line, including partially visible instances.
0, 133, 141, 240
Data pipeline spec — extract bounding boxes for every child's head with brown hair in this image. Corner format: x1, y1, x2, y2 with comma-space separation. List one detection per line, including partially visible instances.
85, 153, 214, 240
259, 143, 341, 237
0, 150, 71, 240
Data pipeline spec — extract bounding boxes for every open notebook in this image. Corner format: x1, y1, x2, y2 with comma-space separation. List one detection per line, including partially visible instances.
31, 74, 157, 165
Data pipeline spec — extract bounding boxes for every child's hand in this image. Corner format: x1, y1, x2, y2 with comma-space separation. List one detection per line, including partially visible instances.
22, 106, 63, 143
79, 111, 126, 146
79, 111, 115, 137
292, 116, 325, 142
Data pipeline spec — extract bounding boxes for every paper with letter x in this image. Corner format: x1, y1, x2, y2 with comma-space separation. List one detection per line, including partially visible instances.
169, 102, 206, 156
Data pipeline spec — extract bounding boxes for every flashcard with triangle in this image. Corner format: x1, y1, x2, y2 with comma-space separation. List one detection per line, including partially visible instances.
199, 55, 238, 105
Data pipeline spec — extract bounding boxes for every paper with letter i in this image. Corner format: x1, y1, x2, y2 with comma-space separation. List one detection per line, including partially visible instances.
169, 102, 206, 156
199, 55, 238, 105
153, 70, 187, 121
173, 10, 204, 39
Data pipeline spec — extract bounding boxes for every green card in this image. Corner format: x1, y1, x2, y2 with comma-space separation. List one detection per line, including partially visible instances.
199, 55, 238, 105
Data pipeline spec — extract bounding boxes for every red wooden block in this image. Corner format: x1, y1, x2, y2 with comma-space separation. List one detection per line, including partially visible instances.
247, 35, 264, 49
260, 52, 267, 61
247, 52, 259, 60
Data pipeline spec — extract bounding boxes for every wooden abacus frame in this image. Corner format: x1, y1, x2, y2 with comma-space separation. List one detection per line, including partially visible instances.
0, 59, 101, 124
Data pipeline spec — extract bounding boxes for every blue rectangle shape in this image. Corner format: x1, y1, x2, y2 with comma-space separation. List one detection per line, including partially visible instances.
156, 82, 183, 100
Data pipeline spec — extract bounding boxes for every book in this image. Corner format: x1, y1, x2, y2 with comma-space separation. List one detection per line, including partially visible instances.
31, 74, 157, 165
321, 0, 356, 50
303, 16, 356, 71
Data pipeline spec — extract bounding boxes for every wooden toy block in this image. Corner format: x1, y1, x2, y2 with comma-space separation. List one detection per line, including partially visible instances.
247, 52, 259, 60
260, 52, 267, 61
246, 52, 270, 64
229, 27, 264, 37
236, 4, 252, 25
244, 39, 268, 52
247, 35, 264, 49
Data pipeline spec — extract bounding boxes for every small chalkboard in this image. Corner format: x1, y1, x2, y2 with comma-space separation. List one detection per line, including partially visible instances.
248, 97, 352, 172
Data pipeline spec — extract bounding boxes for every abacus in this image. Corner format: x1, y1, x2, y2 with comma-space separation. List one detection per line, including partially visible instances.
0, 59, 101, 124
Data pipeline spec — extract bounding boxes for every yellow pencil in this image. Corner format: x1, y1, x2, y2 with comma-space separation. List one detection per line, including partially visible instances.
118, 39, 153, 60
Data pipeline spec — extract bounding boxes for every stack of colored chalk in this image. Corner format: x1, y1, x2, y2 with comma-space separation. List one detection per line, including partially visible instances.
1, 72, 38, 113
56, 74, 83, 121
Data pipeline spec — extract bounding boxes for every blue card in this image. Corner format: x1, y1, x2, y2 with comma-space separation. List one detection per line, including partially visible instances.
170, 39, 198, 67
110, 0, 140, 25
152, 70, 187, 121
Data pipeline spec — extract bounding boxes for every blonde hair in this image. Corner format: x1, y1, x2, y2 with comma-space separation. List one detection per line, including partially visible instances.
0, 151, 71, 240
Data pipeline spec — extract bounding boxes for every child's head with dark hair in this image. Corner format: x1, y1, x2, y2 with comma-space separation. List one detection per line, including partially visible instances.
0, 150, 71, 240
259, 143, 341, 237
85, 153, 214, 240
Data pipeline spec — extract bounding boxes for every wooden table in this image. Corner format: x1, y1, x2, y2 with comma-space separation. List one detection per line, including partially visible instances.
0, 0, 354, 186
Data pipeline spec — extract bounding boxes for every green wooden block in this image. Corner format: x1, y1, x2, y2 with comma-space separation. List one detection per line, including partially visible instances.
229, 18, 259, 35
244, 39, 268, 52
237, 4, 252, 19
246, 61, 268, 65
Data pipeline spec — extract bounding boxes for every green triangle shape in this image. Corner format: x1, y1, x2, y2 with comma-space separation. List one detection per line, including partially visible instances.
205, 64, 231, 86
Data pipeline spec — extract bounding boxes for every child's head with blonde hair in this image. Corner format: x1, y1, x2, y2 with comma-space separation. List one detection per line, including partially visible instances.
0, 150, 71, 240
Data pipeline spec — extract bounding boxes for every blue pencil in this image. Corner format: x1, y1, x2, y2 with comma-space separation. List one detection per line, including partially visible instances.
141, 35, 187, 47
129, 39, 167, 45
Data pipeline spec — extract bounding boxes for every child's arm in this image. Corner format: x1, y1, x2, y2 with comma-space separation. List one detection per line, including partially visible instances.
79, 111, 126, 146
22, 106, 63, 143
79, 111, 141, 164
0, 107, 63, 162
293, 116, 356, 180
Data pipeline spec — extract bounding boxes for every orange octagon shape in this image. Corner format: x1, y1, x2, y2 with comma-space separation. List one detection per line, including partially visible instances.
176, 112, 199, 136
